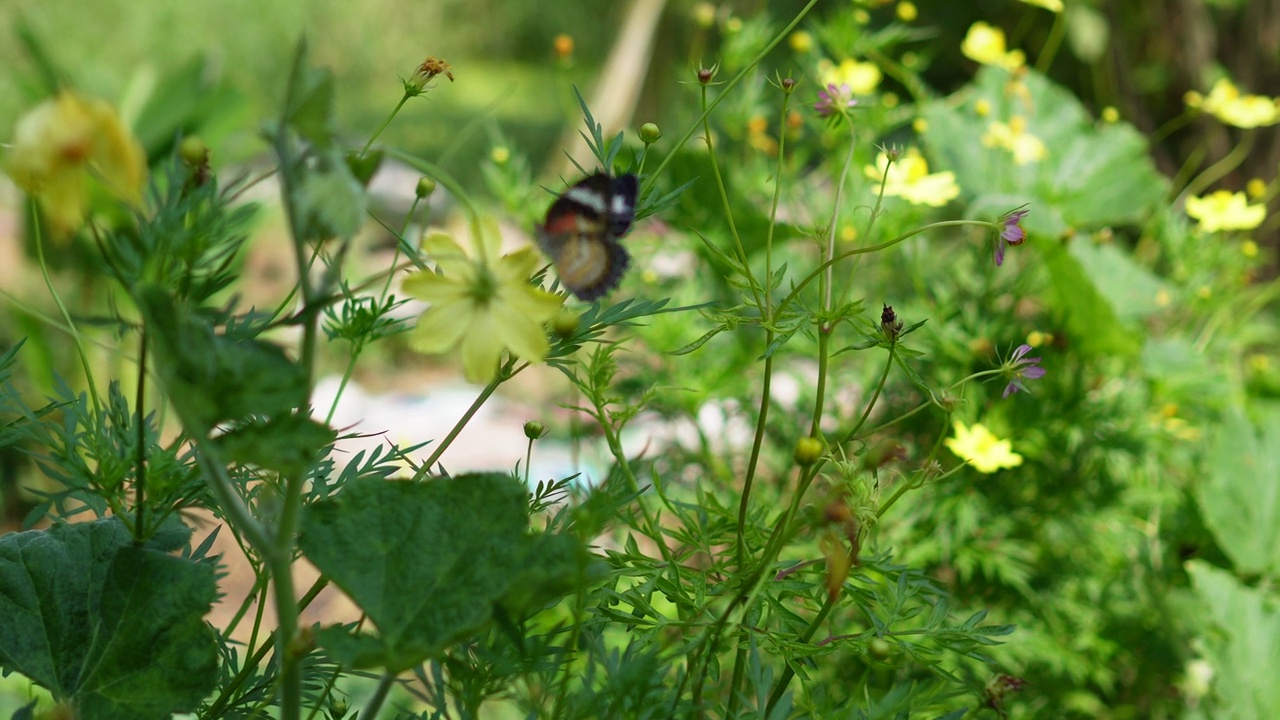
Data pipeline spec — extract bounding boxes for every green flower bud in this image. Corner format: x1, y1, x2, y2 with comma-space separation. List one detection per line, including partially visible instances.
179, 135, 208, 166
416, 176, 438, 198
524, 420, 547, 440
639, 122, 662, 144
794, 436, 824, 466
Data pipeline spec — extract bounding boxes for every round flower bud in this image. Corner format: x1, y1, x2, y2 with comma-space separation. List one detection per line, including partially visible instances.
639, 122, 662, 144
697, 67, 715, 84
416, 176, 437, 198
524, 420, 547, 440
491, 146, 511, 165
553, 34, 574, 59
179, 135, 209, 166
869, 638, 893, 659
794, 436, 824, 466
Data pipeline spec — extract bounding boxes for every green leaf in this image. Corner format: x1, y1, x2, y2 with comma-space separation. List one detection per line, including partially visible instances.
282, 40, 338, 149
299, 473, 590, 671
1187, 561, 1280, 718
291, 157, 367, 240
1199, 405, 1280, 576
1039, 241, 1142, 357
215, 414, 337, 477
0, 518, 218, 719
924, 66, 1167, 230
138, 285, 307, 431
1068, 241, 1168, 322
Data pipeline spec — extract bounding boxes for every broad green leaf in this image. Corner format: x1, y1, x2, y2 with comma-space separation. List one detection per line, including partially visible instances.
1069, 241, 1168, 322
282, 40, 337, 149
1039, 241, 1141, 357
138, 285, 307, 431
1198, 405, 1280, 576
300, 473, 592, 671
0, 518, 217, 720
215, 414, 337, 477
1187, 561, 1280, 718
923, 66, 1167, 230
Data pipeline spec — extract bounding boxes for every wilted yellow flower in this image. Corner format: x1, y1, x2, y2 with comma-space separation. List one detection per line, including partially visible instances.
945, 421, 1022, 473
5, 91, 147, 236
961, 22, 1025, 70
404, 226, 564, 383
864, 149, 960, 207
1185, 190, 1266, 232
981, 119, 1047, 165
1194, 78, 1280, 128
818, 58, 882, 95
1018, 0, 1063, 11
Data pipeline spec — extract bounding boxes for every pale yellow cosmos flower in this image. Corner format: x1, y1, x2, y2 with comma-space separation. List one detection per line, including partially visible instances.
945, 421, 1023, 473
818, 58, 882, 95
1185, 190, 1266, 232
961, 22, 1026, 70
404, 225, 564, 383
5, 91, 147, 236
864, 149, 960, 207
1192, 78, 1280, 129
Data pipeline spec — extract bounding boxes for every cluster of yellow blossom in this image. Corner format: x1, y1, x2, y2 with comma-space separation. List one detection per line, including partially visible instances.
1185, 78, 1280, 129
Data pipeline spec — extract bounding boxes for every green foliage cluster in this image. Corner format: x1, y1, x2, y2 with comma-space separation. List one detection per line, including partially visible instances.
2, 2, 1280, 720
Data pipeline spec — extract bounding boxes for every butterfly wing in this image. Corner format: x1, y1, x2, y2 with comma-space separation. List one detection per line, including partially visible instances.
537, 173, 637, 301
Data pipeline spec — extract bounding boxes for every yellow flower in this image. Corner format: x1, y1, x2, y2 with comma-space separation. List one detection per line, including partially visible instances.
818, 58, 882, 95
1185, 190, 1266, 232
1196, 78, 1280, 128
961, 22, 1025, 70
945, 421, 1023, 473
789, 30, 813, 53
896, 2, 918, 22
1101, 106, 1120, 123
864, 149, 960, 207
404, 226, 564, 383
5, 91, 147, 236
981, 119, 1047, 165
1018, 0, 1063, 11
1246, 178, 1267, 199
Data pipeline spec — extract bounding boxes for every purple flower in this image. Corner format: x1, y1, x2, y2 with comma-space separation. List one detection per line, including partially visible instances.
815, 83, 857, 118
1002, 343, 1046, 397
994, 207, 1029, 266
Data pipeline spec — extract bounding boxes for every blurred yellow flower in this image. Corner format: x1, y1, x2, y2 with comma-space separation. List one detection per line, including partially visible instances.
5, 91, 147, 236
864, 149, 960, 207
789, 30, 813, 53
1101, 106, 1120, 123
1193, 78, 1280, 128
1018, 0, 1063, 11
1246, 178, 1267, 199
1242, 240, 1259, 258
961, 22, 1025, 70
981, 118, 1047, 165
896, 2, 918, 21
818, 58, 882, 95
404, 226, 564, 383
946, 421, 1023, 473
1185, 190, 1266, 232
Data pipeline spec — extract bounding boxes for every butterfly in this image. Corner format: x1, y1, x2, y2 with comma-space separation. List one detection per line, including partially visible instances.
536, 172, 638, 301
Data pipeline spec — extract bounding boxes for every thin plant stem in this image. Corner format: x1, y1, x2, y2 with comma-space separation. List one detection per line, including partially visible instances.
31, 210, 102, 414
133, 330, 148, 541
700, 84, 765, 309
359, 673, 397, 720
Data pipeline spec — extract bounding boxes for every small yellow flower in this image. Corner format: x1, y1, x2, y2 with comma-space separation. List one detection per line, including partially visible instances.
1196, 78, 1280, 128
1026, 330, 1053, 347
490, 146, 511, 165
818, 58, 882, 95
553, 34, 574, 59
789, 30, 813, 53
1246, 178, 1267, 199
912, 117, 929, 133
961, 22, 1025, 70
946, 421, 1023, 473
691, 2, 717, 28
1242, 239, 1259, 258
1018, 0, 1063, 11
1101, 106, 1120, 123
404, 226, 564, 383
981, 119, 1047, 165
5, 91, 147, 236
1185, 190, 1266, 232
974, 99, 992, 117
896, 1, 918, 22
864, 149, 960, 207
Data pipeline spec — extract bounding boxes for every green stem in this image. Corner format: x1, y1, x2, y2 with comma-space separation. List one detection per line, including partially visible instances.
133, 330, 148, 542
362, 95, 411, 156
1034, 9, 1066, 74
1181, 129, 1255, 199
32, 211, 101, 414
359, 673, 397, 720
700, 83, 765, 309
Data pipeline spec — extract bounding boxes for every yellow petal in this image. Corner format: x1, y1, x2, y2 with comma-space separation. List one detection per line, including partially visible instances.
459, 309, 505, 382
421, 231, 475, 277
409, 303, 473, 354
402, 269, 470, 304
490, 298, 551, 363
